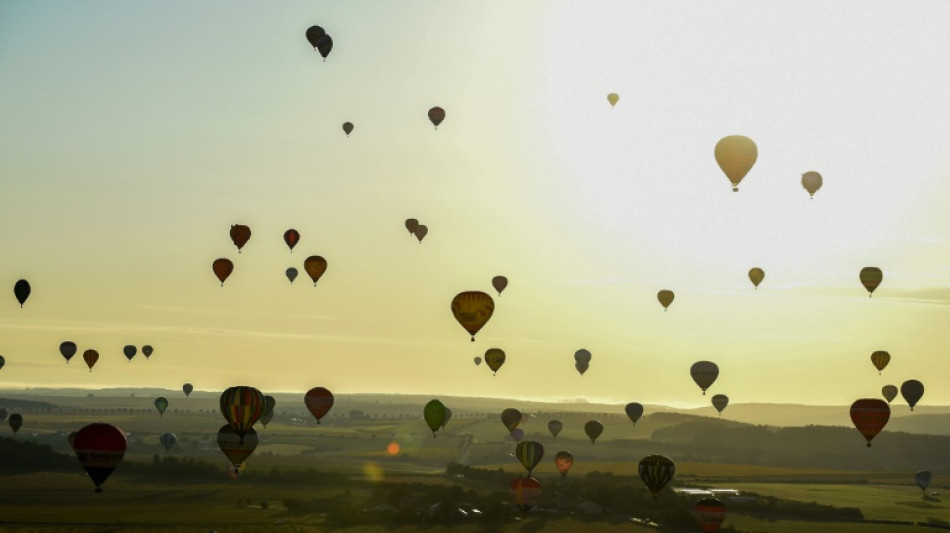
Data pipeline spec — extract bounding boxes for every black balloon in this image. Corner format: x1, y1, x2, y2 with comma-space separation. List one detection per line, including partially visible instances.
14, 279, 30, 307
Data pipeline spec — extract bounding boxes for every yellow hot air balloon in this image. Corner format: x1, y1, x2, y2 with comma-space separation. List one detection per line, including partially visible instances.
484, 348, 506, 375
657, 290, 674, 311
451, 291, 494, 341
870, 350, 890, 374
607, 93, 619, 107
801, 171, 822, 198
714, 136, 757, 192
748, 268, 764, 289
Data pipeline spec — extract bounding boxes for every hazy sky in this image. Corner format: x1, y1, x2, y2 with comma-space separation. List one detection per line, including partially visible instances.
1, 1, 949, 407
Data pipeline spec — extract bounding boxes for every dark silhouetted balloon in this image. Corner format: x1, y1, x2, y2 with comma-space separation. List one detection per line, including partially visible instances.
639, 454, 675, 498
428, 106, 445, 129
83, 349, 99, 372
850, 398, 890, 447
262, 395, 276, 424
219, 386, 264, 443
625, 402, 644, 425
584, 420, 603, 443
60, 341, 77, 363
213, 258, 234, 286
14, 279, 30, 308
0, 355, 4, 371
691, 361, 719, 395
160, 432, 177, 453
492, 276, 508, 295
900, 380, 924, 411
860, 267, 882, 297
414, 225, 428, 243
305, 387, 334, 424
230, 224, 251, 252
316, 35, 332, 60
142, 345, 153, 358
695, 498, 727, 533
484, 348, 505, 375
154, 397, 168, 417
303, 256, 328, 285
8, 413, 22, 434
451, 291, 494, 341
881, 385, 898, 403
123, 345, 136, 362
715, 135, 757, 192
575, 360, 589, 376
548, 420, 562, 438
658, 290, 674, 310
870, 351, 890, 374
73, 423, 126, 492
284, 229, 300, 251
712, 394, 729, 415
342, 122, 353, 136
915, 470, 931, 493
405, 218, 419, 235
516, 440, 544, 475
305, 26, 325, 49
424, 399, 447, 437
286, 267, 298, 284
748, 268, 764, 289
501, 408, 522, 432
183, 383, 193, 397
555, 451, 573, 476
218, 425, 258, 467
473, 357, 482, 366
801, 171, 822, 199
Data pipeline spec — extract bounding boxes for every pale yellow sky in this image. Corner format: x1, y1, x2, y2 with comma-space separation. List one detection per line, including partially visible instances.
1, 1, 949, 406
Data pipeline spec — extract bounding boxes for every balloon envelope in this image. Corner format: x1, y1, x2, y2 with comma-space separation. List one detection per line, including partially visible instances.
625, 402, 644, 425
501, 408, 522, 432
607, 93, 619, 107
575, 360, 589, 376
492, 275, 508, 295
555, 451, 573, 476
212, 258, 234, 286
900, 380, 924, 410
860, 267, 883, 296
218, 425, 258, 467
262, 396, 276, 420
342, 122, 353, 136
142, 345, 153, 358
915, 470, 931, 492
405, 218, 419, 235
283, 229, 300, 251
584, 420, 604, 443
315, 35, 332, 59
473, 357, 482, 366
548, 420, 563, 438
219, 386, 264, 440
639, 454, 675, 497
414, 225, 428, 242
229, 224, 251, 252
305, 26, 325, 48
714, 135, 757, 191
423, 399, 447, 437
484, 348, 505, 374
154, 397, 168, 416
802, 171, 823, 198
712, 394, 729, 415
0, 355, 4, 370
123, 345, 136, 361
83, 349, 99, 371
285, 267, 298, 283
60, 341, 77, 363
183, 383, 193, 397
691, 361, 719, 394
510, 476, 541, 515
574, 349, 591, 363
516, 441, 544, 475
850, 398, 890, 447
73, 423, 126, 492
881, 385, 898, 403
509, 428, 524, 442
870, 351, 890, 373
8, 413, 22, 433
304, 387, 334, 423
695, 498, 727, 533
657, 290, 674, 310
13, 279, 30, 307
428, 106, 445, 128
160, 432, 177, 453
748, 268, 765, 288
451, 292, 495, 341
303, 256, 328, 285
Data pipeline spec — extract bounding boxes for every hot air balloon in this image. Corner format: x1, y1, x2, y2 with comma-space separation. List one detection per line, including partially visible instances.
638, 454, 675, 498
142, 345, 153, 358
850, 398, 890, 447
870, 351, 890, 374
315, 35, 332, 60
712, 394, 729, 415
695, 498, 727, 533
510, 476, 541, 515
451, 292, 495, 341
607, 93, 619, 107
342, 122, 353, 136
183, 383, 193, 397
229, 224, 251, 252
160, 432, 177, 453
83, 349, 99, 372
305, 26, 325, 49
0, 355, 4, 370
860, 267, 883, 297
473, 357, 482, 366
915, 470, 931, 493
748, 268, 764, 289
690, 361, 719, 395
715, 135, 757, 192
548, 420, 562, 438
424, 399, 447, 437
284, 229, 300, 251
8, 413, 22, 434
303, 256, 328, 285
881, 385, 898, 403
212, 258, 234, 286
261, 410, 274, 428
285, 267, 298, 284
405, 218, 419, 235
218, 425, 258, 468
901, 380, 924, 411
516, 441, 544, 475
123, 345, 136, 362
304, 387, 334, 424
73, 423, 126, 492
154, 397, 168, 417
219, 386, 264, 443
13, 279, 30, 307
443, 407, 452, 430
555, 451, 573, 476
574, 349, 591, 363
428, 106, 445, 129
60, 341, 77, 363
574, 360, 589, 376
801, 171, 822, 199
510, 428, 524, 442
501, 408, 522, 432
414, 224, 428, 243
625, 402, 644, 425
492, 276, 508, 295
584, 420, 604, 443
261, 395, 276, 428
658, 290, 674, 311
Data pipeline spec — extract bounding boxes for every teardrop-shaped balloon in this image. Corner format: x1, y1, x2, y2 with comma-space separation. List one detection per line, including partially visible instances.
748, 268, 764, 289
60, 341, 77, 363
900, 380, 924, 411
473, 357, 482, 366
575, 360, 589, 376
510, 476, 541, 515
262, 395, 276, 419
73, 423, 126, 492
123, 345, 136, 362
160, 432, 177, 453
154, 397, 168, 417
303, 256, 328, 286
342, 122, 353, 136
183, 383, 193, 397
639, 454, 675, 498
414, 225, 428, 243
714, 135, 757, 192
711, 394, 729, 415
443, 407, 452, 430
870, 351, 890, 374
801, 171, 823, 198
915, 470, 932, 493
658, 290, 674, 310
142, 345, 153, 358
305, 26, 325, 49
501, 408, 522, 432
881, 385, 898, 403
625, 402, 644, 425
13, 279, 30, 308
0, 355, 4, 371
8, 413, 22, 434
548, 420, 562, 438
286, 267, 298, 283
218, 425, 258, 467
694, 498, 727, 533
492, 275, 508, 295
304, 387, 334, 424
83, 349, 99, 372
607, 93, 619, 107
229, 224, 251, 252
405, 218, 419, 235
850, 398, 889, 447
516, 441, 544, 475
423, 399, 447, 437
860, 267, 883, 297
428, 106, 445, 129
316, 35, 333, 60
484, 348, 505, 374
283, 229, 300, 251
212, 258, 234, 286
509, 428, 524, 442
584, 420, 604, 443
690, 361, 719, 395
554, 451, 573, 476
451, 292, 495, 341
219, 386, 264, 442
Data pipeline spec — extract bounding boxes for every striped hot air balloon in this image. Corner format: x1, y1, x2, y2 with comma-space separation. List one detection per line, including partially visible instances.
850, 398, 890, 447
219, 386, 264, 443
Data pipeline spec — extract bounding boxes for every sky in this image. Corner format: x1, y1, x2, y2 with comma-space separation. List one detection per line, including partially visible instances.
1, 1, 949, 407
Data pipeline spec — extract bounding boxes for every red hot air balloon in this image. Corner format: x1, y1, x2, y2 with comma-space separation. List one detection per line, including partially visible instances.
303, 256, 328, 285
695, 498, 727, 533
83, 349, 99, 372
229, 225, 251, 252
212, 259, 234, 286
509, 476, 541, 515
850, 398, 890, 447
305, 387, 334, 424
283, 229, 300, 252
73, 423, 126, 493
554, 451, 573, 476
